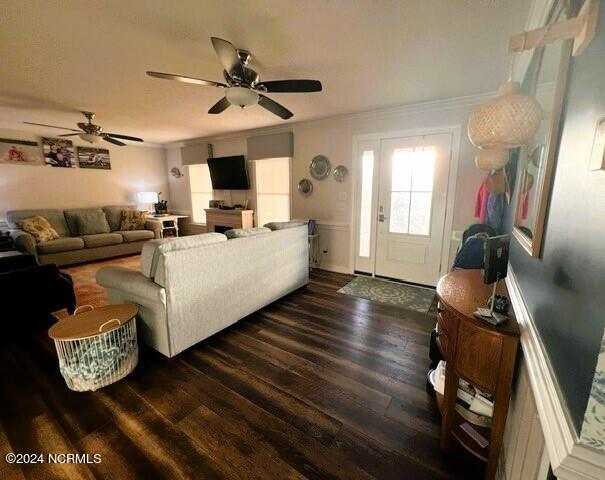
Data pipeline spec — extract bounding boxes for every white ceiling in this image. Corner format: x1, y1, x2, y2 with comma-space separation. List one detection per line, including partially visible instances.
0, 0, 529, 145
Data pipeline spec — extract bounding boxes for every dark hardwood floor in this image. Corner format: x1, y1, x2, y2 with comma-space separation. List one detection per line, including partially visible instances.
0, 270, 483, 479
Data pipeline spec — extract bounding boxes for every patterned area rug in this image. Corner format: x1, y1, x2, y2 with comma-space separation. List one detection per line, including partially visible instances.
338, 275, 436, 313
57, 255, 141, 317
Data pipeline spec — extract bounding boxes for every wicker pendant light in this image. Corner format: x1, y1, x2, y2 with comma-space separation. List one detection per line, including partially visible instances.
468, 81, 543, 149
475, 148, 510, 171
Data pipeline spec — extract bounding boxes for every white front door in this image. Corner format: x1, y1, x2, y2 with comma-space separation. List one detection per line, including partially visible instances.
374, 134, 451, 285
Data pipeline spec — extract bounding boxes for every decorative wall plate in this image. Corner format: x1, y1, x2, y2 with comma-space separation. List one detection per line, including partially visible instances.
309, 155, 331, 179
333, 165, 348, 182
298, 178, 313, 196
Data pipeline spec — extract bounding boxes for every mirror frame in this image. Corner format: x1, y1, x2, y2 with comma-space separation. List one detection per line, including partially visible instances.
512, 38, 573, 257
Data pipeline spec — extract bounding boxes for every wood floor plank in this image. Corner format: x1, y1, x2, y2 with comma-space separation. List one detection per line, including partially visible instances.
1, 266, 482, 479
182, 348, 342, 446
179, 403, 308, 480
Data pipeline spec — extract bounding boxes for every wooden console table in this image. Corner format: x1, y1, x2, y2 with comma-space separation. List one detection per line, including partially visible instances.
204, 208, 254, 233
436, 269, 520, 480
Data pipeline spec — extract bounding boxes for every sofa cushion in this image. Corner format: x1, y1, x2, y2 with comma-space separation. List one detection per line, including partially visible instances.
116, 230, 155, 243
7, 209, 70, 237
119, 210, 147, 231
64, 208, 110, 236
225, 227, 271, 239
76, 210, 111, 235
81, 233, 123, 248
141, 232, 227, 279
16, 216, 60, 243
36, 237, 85, 254
264, 219, 307, 231
103, 205, 136, 232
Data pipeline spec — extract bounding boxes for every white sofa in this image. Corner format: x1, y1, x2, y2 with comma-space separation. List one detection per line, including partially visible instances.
96, 223, 309, 357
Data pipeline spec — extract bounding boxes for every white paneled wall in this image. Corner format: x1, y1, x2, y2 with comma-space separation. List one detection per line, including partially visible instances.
499, 356, 551, 480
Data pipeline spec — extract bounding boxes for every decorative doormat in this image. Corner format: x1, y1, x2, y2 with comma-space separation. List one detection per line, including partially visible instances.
338, 275, 436, 313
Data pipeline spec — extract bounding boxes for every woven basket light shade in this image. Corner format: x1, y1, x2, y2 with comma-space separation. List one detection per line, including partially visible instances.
468, 81, 543, 149
475, 148, 510, 171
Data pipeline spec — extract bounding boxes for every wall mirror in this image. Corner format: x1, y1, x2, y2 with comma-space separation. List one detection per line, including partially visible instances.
512, 4, 573, 257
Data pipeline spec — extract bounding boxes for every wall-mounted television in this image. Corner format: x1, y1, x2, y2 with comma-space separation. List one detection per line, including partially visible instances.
207, 155, 249, 190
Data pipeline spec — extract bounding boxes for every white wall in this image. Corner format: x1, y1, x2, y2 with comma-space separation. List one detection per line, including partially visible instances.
0, 128, 167, 220
166, 94, 491, 273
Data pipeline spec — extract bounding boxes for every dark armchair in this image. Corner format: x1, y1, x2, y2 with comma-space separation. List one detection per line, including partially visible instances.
0, 254, 76, 317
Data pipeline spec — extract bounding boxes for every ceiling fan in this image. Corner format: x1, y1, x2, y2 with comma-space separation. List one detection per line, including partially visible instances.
146, 37, 322, 120
23, 111, 144, 146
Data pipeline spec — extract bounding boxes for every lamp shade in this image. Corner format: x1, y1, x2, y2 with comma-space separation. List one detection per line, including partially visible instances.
79, 133, 102, 144
137, 191, 159, 203
226, 87, 259, 108
475, 148, 510, 171
468, 81, 543, 149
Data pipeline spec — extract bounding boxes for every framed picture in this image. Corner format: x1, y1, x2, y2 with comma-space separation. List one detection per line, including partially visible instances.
43, 137, 76, 168
77, 147, 111, 170
0, 138, 43, 165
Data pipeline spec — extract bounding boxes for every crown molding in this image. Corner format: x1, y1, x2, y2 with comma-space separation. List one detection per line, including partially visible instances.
163, 89, 497, 148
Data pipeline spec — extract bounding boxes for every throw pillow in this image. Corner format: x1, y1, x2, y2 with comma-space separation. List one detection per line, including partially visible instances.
120, 210, 147, 231
225, 227, 271, 239
263, 219, 307, 231
16, 216, 60, 242
75, 210, 111, 235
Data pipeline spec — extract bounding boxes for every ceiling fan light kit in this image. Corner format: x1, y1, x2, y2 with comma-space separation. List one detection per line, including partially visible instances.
226, 86, 259, 108
146, 36, 322, 120
23, 111, 144, 147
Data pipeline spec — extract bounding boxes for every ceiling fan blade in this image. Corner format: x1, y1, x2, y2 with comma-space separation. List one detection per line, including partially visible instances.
103, 136, 126, 147
146, 71, 226, 88
257, 80, 322, 93
208, 97, 231, 114
258, 95, 293, 120
210, 37, 245, 81
58, 133, 80, 137
103, 133, 144, 142
23, 121, 80, 132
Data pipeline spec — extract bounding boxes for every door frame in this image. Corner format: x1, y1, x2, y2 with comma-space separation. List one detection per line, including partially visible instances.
349, 125, 461, 282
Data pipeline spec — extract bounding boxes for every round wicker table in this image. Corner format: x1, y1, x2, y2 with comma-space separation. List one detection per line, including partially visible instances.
49, 304, 139, 392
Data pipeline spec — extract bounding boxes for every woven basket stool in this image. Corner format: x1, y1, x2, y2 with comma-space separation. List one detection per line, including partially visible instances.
48, 304, 139, 392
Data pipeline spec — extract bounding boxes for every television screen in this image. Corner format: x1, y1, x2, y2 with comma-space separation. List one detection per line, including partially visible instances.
207, 155, 249, 190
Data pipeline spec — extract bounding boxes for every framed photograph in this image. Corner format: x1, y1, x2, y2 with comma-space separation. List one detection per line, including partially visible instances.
77, 147, 111, 170
0, 138, 43, 165
43, 137, 76, 168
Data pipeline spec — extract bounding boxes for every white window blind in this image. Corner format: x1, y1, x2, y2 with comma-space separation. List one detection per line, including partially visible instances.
255, 157, 291, 227
189, 164, 213, 223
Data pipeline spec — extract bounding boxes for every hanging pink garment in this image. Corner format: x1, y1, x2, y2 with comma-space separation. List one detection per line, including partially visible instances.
474, 175, 489, 223
520, 192, 529, 220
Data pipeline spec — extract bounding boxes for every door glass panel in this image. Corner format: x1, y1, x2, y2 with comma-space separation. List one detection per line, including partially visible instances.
412, 148, 436, 191
409, 192, 432, 235
358, 150, 374, 257
388, 146, 436, 236
389, 192, 410, 233
391, 149, 413, 191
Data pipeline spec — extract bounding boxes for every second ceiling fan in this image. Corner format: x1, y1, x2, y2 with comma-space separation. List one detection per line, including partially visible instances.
147, 37, 322, 120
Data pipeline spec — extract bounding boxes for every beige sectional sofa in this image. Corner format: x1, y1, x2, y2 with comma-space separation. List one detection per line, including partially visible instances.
96, 222, 309, 357
7, 206, 159, 266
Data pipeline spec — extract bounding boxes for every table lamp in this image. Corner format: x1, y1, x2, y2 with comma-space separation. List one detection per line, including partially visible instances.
474, 234, 510, 325
137, 191, 159, 213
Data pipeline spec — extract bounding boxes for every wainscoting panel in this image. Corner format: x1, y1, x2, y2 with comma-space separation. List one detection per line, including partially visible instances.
499, 356, 550, 480
316, 222, 351, 273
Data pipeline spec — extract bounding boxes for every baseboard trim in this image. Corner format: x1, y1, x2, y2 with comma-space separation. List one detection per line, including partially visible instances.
506, 266, 605, 479
317, 263, 351, 274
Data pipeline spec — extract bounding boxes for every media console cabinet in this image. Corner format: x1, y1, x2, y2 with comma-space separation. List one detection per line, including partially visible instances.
204, 208, 254, 233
